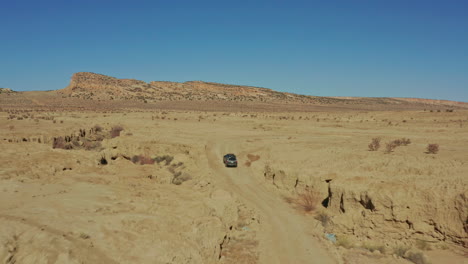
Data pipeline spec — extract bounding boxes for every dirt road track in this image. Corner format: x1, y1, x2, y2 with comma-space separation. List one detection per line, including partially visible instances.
206, 141, 337, 264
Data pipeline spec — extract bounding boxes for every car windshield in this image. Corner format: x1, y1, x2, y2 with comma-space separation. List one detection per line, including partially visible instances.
228, 157, 236, 161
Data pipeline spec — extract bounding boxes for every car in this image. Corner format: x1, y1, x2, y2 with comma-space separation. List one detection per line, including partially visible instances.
223, 154, 237, 167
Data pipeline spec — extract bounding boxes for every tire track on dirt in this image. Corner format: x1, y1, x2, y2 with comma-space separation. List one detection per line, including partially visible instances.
205, 141, 337, 264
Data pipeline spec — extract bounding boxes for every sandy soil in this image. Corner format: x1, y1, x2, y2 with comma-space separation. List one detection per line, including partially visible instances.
0, 109, 467, 263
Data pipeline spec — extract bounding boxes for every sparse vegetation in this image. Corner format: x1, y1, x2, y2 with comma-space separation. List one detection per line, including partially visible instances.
52, 136, 69, 149
131, 155, 155, 165
335, 235, 353, 249
405, 250, 430, 264
314, 211, 331, 228
93, 124, 103, 132
154, 155, 174, 165
285, 190, 320, 213
401, 138, 411, 146
415, 240, 432, 251
362, 243, 386, 253
172, 172, 192, 185
110, 125, 124, 138
426, 144, 439, 154
394, 245, 410, 257
51, 126, 117, 151
368, 137, 381, 151
298, 191, 319, 212
79, 233, 90, 239
385, 141, 397, 153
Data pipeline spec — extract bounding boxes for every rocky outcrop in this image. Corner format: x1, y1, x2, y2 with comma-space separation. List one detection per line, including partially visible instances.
62, 72, 149, 97
0, 88, 14, 93
57, 72, 468, 109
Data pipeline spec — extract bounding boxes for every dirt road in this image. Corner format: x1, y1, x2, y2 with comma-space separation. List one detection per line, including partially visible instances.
206, 141, 337, 264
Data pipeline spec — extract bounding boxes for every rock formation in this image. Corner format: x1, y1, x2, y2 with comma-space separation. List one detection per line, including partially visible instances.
59, 72, 468, 109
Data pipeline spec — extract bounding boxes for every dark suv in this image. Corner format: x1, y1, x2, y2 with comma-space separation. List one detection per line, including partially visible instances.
223, 154, 238, 167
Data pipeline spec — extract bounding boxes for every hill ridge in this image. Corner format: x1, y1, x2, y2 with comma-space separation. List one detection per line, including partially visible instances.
58, 72, 468, 109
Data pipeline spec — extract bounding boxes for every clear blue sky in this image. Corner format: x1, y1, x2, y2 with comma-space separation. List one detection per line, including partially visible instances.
1, 0, 467, 101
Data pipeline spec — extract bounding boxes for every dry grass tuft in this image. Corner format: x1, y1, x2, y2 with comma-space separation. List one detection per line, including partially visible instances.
401, 138, 411, 146
286, 191, 320, 213
52, 137, 71, 149
154, 155, 174, 165
393, 245, 410, 257
368, 137, 381, 151
110, 125, 124, 138
385, 142, 398, 153
426, 144, 439, 154
131, 155, 155, 165
362, 243, 386, 253
172, 172, 192, 185
415, 240, 432, 251
93, 124, 103, 132
405, 250, 430, 264
336, 235, 354, 249
314, 211, 331, 227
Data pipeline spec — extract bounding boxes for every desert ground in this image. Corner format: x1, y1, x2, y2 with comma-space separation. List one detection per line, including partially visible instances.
1, 104, 467, 263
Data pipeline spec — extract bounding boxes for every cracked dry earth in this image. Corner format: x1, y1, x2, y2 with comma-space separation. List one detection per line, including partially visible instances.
0, 110, 467, 264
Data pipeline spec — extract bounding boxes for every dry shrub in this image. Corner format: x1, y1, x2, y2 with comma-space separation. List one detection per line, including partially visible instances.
110, 125, 124, 138
405, 250, 430, 264
132, 155, 154, 165
385, 142, 397, 153
83, 140, 101, 151
286, 191, 320, 213
140, 156, 155, 165
401, 138, 411, 146
427, 144, 439, 154
314, 211, 331, 227
93, 124, 103, 132
368, 137, 381, 151
154, 155, 174, 165
383, 138, 411, 153
52, 137, 66, 149
415, 240, 432, 251
172, 172, 192, 185
393, 139, 403, 146
336, 235, 354, 249
299, 192, 318, 212
72, 138, 81, 147
131, 155, 140, 164
245, 160, 252, 167
394, 245, 410, 257
363, 243, 386, 253
80, 233, 90, 239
